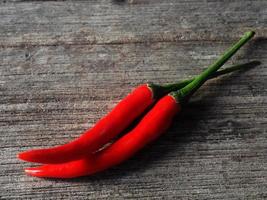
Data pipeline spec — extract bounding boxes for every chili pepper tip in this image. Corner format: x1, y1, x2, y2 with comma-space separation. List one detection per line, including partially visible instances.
17, 152, 29, 162
17, 153, 22, 159
24, 167, 42, 176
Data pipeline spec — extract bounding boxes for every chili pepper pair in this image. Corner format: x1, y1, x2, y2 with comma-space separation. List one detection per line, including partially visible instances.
18, 31, 256, 178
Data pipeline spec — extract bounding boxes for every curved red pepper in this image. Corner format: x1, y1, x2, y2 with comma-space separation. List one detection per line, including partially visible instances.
18, 84, 154, 163
17, 68, 238, 164
24, 31, 255, 178
18, 31, 255, 169
25, 95, 180, 178
17, 61, 255, 164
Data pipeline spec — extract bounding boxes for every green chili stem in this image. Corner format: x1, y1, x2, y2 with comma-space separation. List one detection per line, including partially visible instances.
161, 61, 259, 93
171, 31, 255, 102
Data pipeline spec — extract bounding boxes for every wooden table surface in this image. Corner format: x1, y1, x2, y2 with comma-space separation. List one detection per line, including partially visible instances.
0, 0, 266, 199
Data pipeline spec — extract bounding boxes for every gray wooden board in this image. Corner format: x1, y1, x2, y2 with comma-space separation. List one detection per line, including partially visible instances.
0, 0, 266, 199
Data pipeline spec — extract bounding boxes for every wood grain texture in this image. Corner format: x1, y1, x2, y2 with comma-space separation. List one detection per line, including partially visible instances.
0, 0, 266, 199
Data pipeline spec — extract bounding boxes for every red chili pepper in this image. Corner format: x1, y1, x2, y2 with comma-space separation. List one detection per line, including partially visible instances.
25, 95, 179, 178
24, 31, 255, 178
17, 61, 255, 164
18, 84, 154, 163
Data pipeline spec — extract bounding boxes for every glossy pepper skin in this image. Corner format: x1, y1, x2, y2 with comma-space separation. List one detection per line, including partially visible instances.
25, 95, 180, 178
19, 84, 154, 164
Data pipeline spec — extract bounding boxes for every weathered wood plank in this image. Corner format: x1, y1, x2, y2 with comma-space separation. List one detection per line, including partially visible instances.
1, 41, 266, 199
0, 0, 266, 48
0, 0, 266, 199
